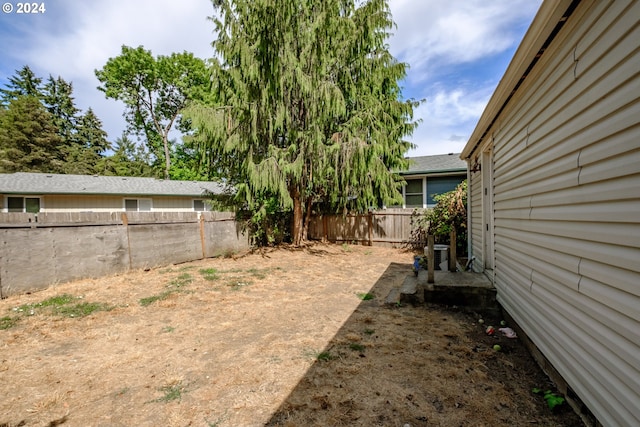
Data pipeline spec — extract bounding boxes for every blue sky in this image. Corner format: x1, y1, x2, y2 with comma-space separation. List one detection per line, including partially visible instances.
0, 0, 542, 156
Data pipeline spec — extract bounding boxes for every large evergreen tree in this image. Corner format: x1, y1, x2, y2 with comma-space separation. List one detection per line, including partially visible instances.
0, 65, 43, 106
187, 0, 418, 245
0, 96, 64, 173
42, 75, 79, 143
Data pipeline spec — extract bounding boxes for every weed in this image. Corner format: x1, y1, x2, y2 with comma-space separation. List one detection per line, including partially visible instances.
357, 292, 374, 301
316, 351, 334, 362
168, 273, 192, 288
55, 302, 113, 318
199, 268, 219, 281
139, 291, 173, 307
161, 326, 175, 333
341, 243, 352, 252
349, 343, 365, 352
532, 388, 565, 411
0, 316, 19, 330
154, 382, 186, 402
12, 294, 111, 319
364, 250, 372, 255
364, 328, 375, 335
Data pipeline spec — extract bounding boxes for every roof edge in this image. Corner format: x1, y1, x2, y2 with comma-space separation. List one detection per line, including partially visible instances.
461, 0, 581, 159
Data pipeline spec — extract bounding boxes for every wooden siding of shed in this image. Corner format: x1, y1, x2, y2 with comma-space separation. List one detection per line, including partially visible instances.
469, 1, 640, 425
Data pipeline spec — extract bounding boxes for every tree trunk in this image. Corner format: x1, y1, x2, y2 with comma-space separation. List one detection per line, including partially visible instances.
291, 190, 304, 246
162, 134, 171, 180
303, 197, 313, 244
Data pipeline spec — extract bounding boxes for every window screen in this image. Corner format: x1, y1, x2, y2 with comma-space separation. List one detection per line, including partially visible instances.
8, 197, 24, 212
124, 199, 138, 211
193, 200, 205, 211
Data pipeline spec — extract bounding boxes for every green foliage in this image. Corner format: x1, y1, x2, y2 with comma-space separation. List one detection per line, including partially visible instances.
1, 66, 114, 176
0, 65, 43, 105
410, 180, 468, 255
532, 388, 566, 411
349, 343, 365, 352
186, 0, 419, 245
0, 316, 19, 330
357, 292, 374, 301
0, 95, 64, 173
11, 294, 112, 319
95, 46, 210, 179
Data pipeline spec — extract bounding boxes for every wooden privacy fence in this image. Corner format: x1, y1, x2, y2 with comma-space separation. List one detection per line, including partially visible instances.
0, 212, 249, 297
308, 209, 415, 246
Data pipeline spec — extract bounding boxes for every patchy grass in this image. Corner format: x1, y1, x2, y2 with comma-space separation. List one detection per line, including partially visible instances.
168, 273, 192, 288
139, 291, 173, 307
151, 381, 187, 403
55, 302, 113, 318
199, 268, 219, 281
0, 316, 19, 330
349, 343, 366, 352
356, 292, 374, 301
8, 294, 112, 321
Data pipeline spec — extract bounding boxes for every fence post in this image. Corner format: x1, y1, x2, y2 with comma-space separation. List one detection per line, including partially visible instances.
449, 228, 457, 272
367, 212, 373, 246
199, 213, 207, 259
121, 212, 132, 270
322, 215, 328, 242
427, 235, 435, 283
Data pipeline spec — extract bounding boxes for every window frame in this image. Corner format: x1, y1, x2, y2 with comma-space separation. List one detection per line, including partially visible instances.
123, 198, 153, 212
4, 195, 42, 213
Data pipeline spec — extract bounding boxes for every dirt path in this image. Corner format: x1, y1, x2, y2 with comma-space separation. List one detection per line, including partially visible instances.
0, 244, 581, 426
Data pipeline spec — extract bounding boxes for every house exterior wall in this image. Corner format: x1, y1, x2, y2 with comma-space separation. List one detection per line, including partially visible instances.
465, 1, 640, 425
16, 194, 206, 212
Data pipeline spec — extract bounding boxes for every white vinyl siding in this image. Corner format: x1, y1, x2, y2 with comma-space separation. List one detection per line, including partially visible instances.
467, 1, 640, 426
469, 168, 483, 271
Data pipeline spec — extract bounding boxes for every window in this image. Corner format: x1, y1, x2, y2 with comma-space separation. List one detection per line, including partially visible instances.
124, 198, 152, 212
193, 199, 210, 212
7, 196, 41, 213
426, 176, 464, 206
404, 178, 423, 208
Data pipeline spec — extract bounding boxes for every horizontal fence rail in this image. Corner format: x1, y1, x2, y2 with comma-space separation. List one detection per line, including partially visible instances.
0, 212, 249, 297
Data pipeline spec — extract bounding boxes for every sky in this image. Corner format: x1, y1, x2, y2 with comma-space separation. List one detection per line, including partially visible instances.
0, 0, 542, 157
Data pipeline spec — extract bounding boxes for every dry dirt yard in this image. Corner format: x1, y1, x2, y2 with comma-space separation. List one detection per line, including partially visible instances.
0, 244, 583, 427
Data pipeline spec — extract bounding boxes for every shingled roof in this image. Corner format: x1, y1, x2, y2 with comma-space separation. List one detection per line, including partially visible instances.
401, 153, 467, 175
0, 173, 225, 197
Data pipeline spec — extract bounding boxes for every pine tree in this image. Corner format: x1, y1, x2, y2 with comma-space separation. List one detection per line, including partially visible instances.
62, 108, 111, 174
0, 96, 64, 173
187, 0, 418, 245
0, 66, 43, 106
42, 75, 79, 143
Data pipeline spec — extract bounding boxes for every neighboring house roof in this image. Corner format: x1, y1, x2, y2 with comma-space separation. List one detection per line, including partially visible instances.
0, 172, 225, 197
401, 153, 467, 175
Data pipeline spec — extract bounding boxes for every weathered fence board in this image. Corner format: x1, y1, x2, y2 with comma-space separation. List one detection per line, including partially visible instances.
308, 209, 416, 246
0, 212, 249, 297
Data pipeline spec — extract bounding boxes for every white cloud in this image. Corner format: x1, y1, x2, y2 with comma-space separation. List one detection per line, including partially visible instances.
13, 0, 215, 141
408, 84, 493, 156
388, 0, 542, 82
1, 0, 541, 157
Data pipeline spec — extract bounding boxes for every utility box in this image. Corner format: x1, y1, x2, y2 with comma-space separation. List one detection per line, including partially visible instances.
425, 244, 449, 270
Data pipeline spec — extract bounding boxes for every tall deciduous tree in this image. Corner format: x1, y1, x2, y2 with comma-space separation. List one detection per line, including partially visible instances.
187, 0, 418, 245
95, 46, 210, 179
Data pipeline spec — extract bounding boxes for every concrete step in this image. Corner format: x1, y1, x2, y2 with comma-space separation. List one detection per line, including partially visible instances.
386, 269, 499, 315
